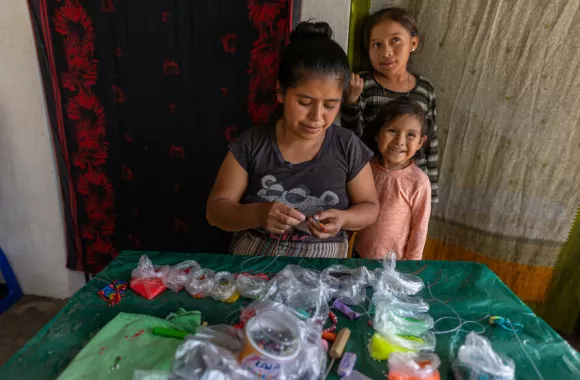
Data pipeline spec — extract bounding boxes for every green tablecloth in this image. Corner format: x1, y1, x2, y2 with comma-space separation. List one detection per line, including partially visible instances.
1, 251, 579, 379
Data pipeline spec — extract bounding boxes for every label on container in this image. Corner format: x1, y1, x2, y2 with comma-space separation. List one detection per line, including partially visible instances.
241, 354, 282, 379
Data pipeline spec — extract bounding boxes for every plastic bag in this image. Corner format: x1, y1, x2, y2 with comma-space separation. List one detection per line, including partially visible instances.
185, 268, 215, 298
210, 271, 237, 301
170, 302, 325, 380
260, 265, 333, 324
372, 291, 430, 315
130, 255, 170, 300
322, 265, 368, 305
236, 274, 268, 299
162, 260, 201, 292
387, 352, 441, 380
171, 326, 254, 380
451, 332, 515, 380
374, 302, 433, 337
240, 300, 326, 379
370, 252, 425, 296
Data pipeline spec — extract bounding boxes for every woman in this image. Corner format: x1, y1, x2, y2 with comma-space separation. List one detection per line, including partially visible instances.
206, 22, 379, 258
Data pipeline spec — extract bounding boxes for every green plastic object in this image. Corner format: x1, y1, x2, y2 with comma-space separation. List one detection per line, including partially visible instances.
151, 327, 189, 340
1, 251, 579, 380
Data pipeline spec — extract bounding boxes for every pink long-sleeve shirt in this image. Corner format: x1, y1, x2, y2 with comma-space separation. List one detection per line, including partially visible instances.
355, 157, 431, 260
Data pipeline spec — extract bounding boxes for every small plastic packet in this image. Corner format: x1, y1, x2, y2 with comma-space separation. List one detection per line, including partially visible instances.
185, 268, 215, 298
374, 302, 433, 337
130, 255, 170, 300
236, 274, 268, 299
387, 352, 441, 380
451, 332, 515, 380
370, 252, 425, 296
260, 265, 333, 324
322, 265, 368, 305
210, 271, 237, 301
372, 290, 430, 315
162, 260, 201, 292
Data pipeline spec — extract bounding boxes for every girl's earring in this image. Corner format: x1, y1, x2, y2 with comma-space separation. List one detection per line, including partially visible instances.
412, 48, 416, 52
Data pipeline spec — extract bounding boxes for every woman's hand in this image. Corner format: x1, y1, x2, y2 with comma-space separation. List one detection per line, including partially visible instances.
307, 209, 345, 239
345, 73, 364, 104
258, 202, 305, 235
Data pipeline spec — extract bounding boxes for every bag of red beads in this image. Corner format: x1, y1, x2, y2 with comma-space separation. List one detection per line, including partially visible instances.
130, 255, 170, 300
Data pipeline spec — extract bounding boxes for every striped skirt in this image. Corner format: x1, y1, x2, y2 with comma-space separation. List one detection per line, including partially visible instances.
230, 228, 348, 259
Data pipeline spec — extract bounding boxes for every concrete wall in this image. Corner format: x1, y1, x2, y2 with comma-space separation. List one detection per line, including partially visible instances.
300, 0, 351, 52
0, 1, 84, 298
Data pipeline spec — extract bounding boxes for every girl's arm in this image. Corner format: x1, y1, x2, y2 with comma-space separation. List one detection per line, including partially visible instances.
341, 74, 366, 138
404, 183, 432, 260
426, 94, 439, 204
206, 152, 305, 233
308, 163, 379, 238
341, 99, 366, 138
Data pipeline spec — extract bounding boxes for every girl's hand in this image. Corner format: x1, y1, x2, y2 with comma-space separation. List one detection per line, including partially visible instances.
258, 202, 305, 235
345, 73, 364, 104
307, 209, 345, 239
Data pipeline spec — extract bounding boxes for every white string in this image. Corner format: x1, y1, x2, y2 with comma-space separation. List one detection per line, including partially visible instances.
507, 319, 544, 380
240, 227, 305, 274
427, 282, 488, 335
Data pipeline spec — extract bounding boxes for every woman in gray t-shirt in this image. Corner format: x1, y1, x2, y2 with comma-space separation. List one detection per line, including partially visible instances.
206, 22, 379, 258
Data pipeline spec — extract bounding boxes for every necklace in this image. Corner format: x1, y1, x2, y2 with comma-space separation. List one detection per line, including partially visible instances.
378, 72, 413, 98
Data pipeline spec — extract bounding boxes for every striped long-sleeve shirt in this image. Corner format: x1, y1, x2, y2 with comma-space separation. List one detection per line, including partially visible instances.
341, 71, 439, 204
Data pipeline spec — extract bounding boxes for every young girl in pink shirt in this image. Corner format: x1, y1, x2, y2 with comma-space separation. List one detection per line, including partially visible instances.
354, 98, 431, 260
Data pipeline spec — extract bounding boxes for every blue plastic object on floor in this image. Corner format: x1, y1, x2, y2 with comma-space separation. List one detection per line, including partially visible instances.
0, 247, 23, 314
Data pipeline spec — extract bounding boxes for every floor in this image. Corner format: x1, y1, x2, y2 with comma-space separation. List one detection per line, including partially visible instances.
0, 296, 67, 367
0, 296, 579, 368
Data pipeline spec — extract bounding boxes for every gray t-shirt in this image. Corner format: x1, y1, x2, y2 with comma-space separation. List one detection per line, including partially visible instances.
230, 123, 373, 232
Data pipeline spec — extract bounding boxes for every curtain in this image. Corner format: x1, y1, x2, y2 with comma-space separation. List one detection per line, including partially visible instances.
28, 0, 298, 273
354, 0, 580, 332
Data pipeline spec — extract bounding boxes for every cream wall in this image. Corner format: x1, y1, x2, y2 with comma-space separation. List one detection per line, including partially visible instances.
301, 0, 351, 52
0, 1, 84, 298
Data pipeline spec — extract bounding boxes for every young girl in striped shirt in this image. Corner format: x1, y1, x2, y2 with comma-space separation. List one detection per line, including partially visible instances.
342, 7, 439, 203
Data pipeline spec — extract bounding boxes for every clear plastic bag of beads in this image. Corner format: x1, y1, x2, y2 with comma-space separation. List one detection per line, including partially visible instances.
131, 255, 170, 280
236, 274, 268, 299
185, 268, 215, 298
451, 332, 515, 380
372, 288, 429, 315
374, 301, 434, 337
239, 300, 326, 380
162, 260, 201, 292
370, 252, 425, 296
260, 265, 333, 324
322, 265, 369, 305
388, 352, 441, 380
210, 271, 237, 301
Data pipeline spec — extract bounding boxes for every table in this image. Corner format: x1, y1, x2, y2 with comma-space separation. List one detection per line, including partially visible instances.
1, 251, 579, 379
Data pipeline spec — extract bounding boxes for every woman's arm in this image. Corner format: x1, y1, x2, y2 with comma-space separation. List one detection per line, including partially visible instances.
206, 152, 305, 233
308, 163, 379, 238
341, 162, 379, 230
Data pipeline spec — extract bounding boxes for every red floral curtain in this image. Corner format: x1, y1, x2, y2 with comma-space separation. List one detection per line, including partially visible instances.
28, 0, 298, 273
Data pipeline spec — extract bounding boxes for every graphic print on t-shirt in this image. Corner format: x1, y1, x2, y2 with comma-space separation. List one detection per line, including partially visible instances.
257, 175, 339, 232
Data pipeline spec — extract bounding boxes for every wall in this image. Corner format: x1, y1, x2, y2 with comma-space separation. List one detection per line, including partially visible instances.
0, 1, 84, 298
301, 0, 351, 52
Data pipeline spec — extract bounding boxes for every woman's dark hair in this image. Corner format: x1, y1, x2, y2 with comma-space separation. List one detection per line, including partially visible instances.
363, 97, 427, 152
364, 7, 421, 49
278, 21, 350, 91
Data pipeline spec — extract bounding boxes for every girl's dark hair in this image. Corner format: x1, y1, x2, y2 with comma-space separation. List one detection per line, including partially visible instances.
364, 7, 421, 49
363, 97, 427, 151
278, 21, 350, 91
